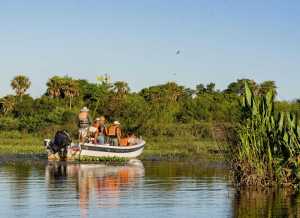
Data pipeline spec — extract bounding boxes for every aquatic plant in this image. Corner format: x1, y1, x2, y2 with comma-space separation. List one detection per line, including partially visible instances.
79, 155, 128, 164
229, 82, 300, 187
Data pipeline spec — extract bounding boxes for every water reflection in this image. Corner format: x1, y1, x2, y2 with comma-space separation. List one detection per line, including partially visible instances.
233, 188, 300, 218
46, 160, 144, 217
1, 161, 300, 217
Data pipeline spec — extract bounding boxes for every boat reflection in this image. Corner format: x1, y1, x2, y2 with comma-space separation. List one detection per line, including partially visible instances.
46, 160, 144, 217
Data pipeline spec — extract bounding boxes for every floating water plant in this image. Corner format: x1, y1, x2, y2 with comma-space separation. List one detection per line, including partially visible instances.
79, 155, 128, 164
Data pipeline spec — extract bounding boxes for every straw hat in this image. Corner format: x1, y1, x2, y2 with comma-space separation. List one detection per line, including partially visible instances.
80, 107, 89, 112
113, 121, 121, 125
99, 116, 106, 121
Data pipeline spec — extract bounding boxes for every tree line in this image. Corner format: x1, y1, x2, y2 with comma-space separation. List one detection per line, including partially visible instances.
0, 75, 298, 139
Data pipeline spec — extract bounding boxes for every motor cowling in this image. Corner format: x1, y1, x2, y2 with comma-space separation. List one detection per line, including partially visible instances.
48, 131, 72, 154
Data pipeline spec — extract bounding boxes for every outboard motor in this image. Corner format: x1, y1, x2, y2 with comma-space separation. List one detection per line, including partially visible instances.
46, 131, 72, 156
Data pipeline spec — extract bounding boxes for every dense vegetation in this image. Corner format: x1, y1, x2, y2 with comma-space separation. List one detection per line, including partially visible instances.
227, 83, 300, 188
1, 75, 287, 140
2, 75, 300, 185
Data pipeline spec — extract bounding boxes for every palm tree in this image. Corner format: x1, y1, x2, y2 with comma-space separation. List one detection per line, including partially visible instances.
11, 75, 31, 102
165, 82, 184, 103
46, 76, 62, 98
113, 81, 130, 96
259, 81, 277, 96
225, 79, 258, 95
0, 95, 15, 115
61, 79, 79, 109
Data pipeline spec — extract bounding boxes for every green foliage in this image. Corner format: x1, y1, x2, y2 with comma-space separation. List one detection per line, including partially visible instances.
46, 76, 80, 109
4, 74, 299, 149
13, 95, 34, 116
79, 156, 128, 163
117, 94, 148, 133
18, 115, 44, 132
0, 117, 19, 131
142, 136, 221, 161
0, 131, 44, 154
225, 79, 277, 97
228, 82, 300, 187
62, 110, 77, 123
178, 92, 240, 123
0, 95, 16, 115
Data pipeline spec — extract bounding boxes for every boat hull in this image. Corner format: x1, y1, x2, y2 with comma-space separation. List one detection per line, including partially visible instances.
79, 141, 145, 159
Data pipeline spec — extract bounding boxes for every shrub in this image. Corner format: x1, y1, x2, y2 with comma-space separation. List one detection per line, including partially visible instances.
0, 116, 19, 131
18, 115, 45, 132
62, 110, 77, 123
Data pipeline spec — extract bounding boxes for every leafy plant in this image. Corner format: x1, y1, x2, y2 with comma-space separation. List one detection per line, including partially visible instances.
229, 82, 300, 187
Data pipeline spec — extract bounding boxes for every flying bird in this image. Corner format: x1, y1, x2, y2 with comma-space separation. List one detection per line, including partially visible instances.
176, 50, 180, 55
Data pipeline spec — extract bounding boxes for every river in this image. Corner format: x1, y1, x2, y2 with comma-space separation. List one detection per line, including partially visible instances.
0, 160, 299, 217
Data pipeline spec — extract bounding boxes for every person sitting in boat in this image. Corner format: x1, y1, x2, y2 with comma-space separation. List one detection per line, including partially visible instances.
107, 121, 122, 146
97, 116, 107, 145
119, 136, 129, 146
78, 107, 92, 143
128, 133, 138, 145
88, 120, 100, 144
119, 133, 137, 146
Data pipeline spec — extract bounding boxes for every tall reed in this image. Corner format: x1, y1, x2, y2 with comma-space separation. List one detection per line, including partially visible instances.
229, 82, 300, 187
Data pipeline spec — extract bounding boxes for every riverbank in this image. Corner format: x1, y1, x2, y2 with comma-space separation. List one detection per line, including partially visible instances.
0, 131, 223, 161
141, 136, 222, 161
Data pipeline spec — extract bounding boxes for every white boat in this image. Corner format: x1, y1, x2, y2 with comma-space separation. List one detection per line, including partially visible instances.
79, 139, 146, 159
45, 138, 146, 160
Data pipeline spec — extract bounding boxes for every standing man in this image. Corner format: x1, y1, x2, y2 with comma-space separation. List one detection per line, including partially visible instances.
97, 116, 107, 144
78, 107, 92, 143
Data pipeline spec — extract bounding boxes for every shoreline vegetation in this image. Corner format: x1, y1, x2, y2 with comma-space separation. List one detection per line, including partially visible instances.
226, 83, 300, 189
0, 131, 222, 161
2, 75, 300, 188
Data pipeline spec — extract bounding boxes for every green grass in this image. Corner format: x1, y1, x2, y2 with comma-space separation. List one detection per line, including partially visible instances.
0, 131, 45, 155
0, 131, 223, 161
142, 136, 223, 161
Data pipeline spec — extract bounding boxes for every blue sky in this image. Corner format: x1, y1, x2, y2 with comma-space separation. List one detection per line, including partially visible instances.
0, 0, 299, 100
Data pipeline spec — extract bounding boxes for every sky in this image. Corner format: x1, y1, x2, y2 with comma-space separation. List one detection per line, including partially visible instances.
0, 0, 299, 100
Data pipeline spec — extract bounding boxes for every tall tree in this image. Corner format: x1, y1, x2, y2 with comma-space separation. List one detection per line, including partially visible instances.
61, 79, 79, 109
11, 75, 31, 102
164, 82, 185, 103
196, 83, 206, 95
225, 79, 257, 95
258, 81, 277, 96
46, 76, 63, 98
206, 83, 216, 93
113, 81, 130, 96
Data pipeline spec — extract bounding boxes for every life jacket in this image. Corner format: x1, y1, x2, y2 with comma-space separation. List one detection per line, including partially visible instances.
119, 137, 129, 146
107, 125, 121, 137
78, 112, 89, 128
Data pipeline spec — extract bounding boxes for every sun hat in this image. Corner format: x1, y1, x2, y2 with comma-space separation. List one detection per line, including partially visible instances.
80, 107, 89, 112
99, 116, 106, 121
113, 121, 121, 125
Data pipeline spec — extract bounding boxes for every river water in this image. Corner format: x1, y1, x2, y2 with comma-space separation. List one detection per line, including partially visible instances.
0, 160, 299, 218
